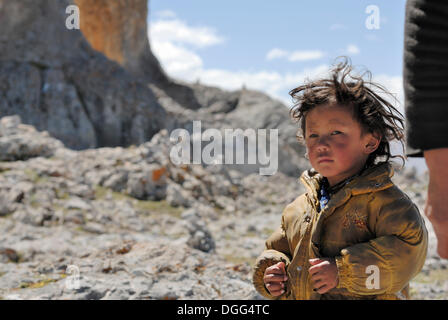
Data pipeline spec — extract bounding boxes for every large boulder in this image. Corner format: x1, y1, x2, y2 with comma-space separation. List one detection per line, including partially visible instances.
0, 115, 64, 161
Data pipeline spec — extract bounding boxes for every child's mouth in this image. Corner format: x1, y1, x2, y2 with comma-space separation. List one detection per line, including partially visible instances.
318, 158, 333, 164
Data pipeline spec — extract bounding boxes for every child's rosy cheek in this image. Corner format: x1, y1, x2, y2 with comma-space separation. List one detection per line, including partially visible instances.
333, 142, 349, 151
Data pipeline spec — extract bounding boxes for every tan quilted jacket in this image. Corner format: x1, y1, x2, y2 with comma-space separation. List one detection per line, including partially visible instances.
252, 161, 428, 300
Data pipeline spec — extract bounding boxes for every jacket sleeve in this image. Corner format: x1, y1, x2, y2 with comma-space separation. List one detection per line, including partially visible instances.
334, 194, 428, 296
252, 213, 292, 300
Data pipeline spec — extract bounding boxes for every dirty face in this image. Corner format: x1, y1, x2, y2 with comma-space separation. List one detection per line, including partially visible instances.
304, 104, 379, 187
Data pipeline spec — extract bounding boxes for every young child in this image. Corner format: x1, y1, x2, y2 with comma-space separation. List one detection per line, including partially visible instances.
252, 58, 428, 300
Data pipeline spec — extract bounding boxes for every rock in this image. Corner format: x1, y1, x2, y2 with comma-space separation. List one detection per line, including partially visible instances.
63, 211, 85, 225
182, 209, 215, 253
0, 247, 20, 263
166, 183, 192, 208
148, 282, 180, 300
187, 230, 215, 253
0, 194, 18, 216
36, 265, 55, 274
85, 169, 114, 187
64, 197, 92, 211
0, 116, 65, 161
102, 171, 129, 192
12, 207, 50, 227
246, 225, 257, 233
69, 184, 95, 200
10, 182, 34, 201
126, 165, 167, 200
131, 269, 148, 278
82, 222, 105, 234
210, 178, 234, 197
182, 176, 204, 196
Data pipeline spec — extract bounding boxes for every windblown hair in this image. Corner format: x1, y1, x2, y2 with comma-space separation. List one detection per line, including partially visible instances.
289, 57, 406, 169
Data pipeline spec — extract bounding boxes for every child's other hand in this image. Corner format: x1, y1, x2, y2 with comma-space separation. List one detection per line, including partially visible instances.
263, 261, 288, 296
308, 258, 339, 294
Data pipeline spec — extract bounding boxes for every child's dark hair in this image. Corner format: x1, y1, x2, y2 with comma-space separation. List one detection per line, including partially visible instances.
288, 57, 406, 169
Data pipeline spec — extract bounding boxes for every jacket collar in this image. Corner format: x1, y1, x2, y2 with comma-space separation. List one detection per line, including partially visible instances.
299, 161, 396, 251
299, 161, 395, 203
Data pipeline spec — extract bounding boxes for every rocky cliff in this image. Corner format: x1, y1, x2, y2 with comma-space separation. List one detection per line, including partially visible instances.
0, 0, 167, 150
74, 0, 167, 84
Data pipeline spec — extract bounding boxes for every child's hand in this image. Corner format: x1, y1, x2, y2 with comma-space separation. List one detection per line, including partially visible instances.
263, 261, 288, 296
308, 258, 339, 294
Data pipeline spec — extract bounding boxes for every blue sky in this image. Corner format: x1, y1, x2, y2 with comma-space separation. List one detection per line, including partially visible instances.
148, 0, 406, 105
147, 0, 426, 173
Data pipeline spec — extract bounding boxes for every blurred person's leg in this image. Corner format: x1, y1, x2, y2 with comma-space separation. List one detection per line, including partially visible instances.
423, 149, 448, 258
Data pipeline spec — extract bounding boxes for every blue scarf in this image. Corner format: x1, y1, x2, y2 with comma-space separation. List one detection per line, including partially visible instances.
319, 181, 331, 212
318, 162, 372, 212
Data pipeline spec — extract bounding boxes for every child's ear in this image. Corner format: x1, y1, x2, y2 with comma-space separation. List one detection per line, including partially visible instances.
364, 132, 381, 154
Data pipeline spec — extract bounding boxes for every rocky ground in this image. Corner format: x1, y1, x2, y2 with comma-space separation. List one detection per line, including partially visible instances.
0, 115, 446, 300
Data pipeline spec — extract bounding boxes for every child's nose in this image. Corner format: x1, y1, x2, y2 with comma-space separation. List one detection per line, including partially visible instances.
316, 142, 330, 152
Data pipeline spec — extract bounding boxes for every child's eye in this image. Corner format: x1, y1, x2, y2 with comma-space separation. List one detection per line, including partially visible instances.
308, 132, 341, 138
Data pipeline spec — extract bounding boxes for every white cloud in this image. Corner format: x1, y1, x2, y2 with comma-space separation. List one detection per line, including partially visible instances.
150, 18, 224, 48
266, 48, 289, 60
346, 44, 360, 55
150, 41, 203, 75
194, 64, 330, 105
266, 48, 325, 62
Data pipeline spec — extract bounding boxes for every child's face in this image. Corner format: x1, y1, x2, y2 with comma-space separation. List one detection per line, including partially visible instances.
304, 104, 379, 187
